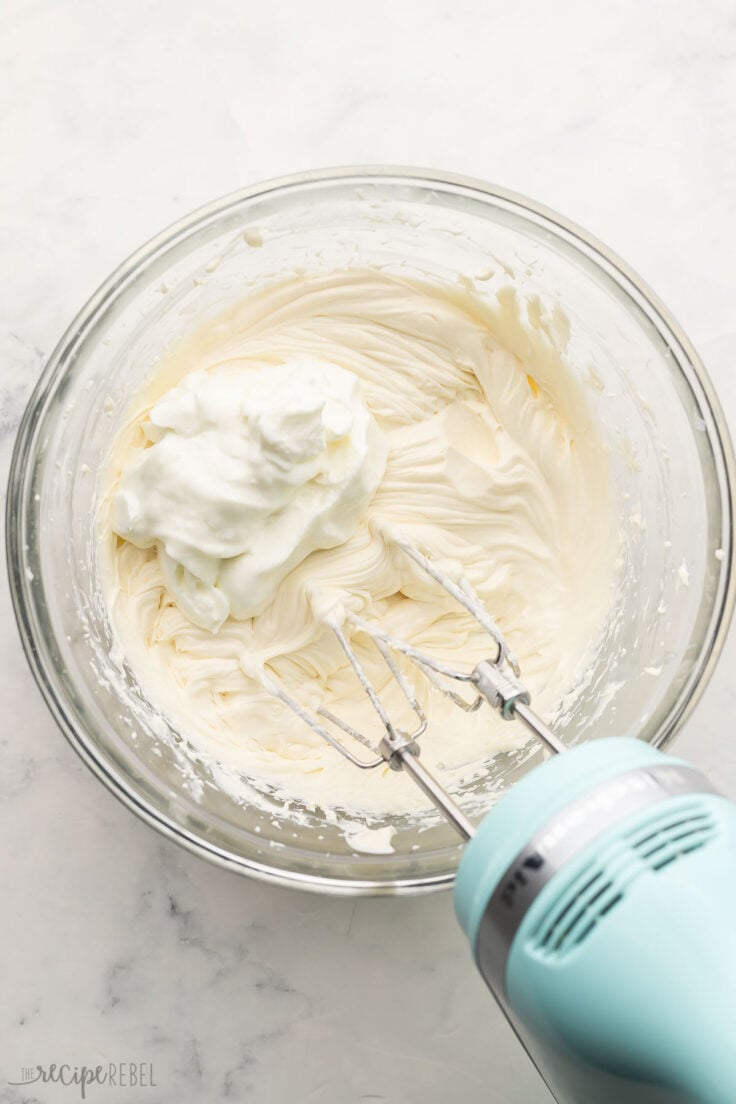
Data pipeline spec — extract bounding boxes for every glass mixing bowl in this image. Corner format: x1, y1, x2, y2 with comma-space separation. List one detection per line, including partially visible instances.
7, 168, 735, 894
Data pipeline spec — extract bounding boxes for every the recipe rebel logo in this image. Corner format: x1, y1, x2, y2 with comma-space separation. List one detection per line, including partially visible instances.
8, 1061, 157, 1099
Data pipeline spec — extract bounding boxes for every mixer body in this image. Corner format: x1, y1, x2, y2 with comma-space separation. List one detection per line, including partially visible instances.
267, 537, 736, 1101
455, 738, 736, 1104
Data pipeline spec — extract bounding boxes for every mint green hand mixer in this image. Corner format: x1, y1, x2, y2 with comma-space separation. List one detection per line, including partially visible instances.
277, 538, 736, 1104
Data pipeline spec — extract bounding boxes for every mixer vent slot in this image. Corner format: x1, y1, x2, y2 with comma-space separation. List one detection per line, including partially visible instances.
628, 808, 716, 871
530, 802, 717, 957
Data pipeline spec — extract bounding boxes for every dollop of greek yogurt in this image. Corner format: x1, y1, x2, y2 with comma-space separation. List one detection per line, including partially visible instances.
112, 358, 387, 630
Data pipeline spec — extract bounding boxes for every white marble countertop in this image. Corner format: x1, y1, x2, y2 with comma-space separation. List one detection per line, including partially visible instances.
2, 2, 735, 1101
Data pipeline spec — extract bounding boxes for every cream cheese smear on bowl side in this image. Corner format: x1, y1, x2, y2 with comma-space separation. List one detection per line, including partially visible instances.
101, 268, 618, 851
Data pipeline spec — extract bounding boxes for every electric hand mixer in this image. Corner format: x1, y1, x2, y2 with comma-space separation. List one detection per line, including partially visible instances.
274, 537, 736, 1104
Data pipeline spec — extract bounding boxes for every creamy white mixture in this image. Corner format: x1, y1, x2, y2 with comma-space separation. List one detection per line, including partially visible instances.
103, 269, 616, 819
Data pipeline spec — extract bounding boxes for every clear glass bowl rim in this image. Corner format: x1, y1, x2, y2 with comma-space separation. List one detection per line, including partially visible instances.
6, 165, 736, 895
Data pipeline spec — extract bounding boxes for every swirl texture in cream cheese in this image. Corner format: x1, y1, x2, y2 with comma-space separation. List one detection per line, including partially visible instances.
103, 269, 616, 819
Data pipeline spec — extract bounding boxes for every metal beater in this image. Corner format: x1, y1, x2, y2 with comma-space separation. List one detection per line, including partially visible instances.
270, 535, 566, 838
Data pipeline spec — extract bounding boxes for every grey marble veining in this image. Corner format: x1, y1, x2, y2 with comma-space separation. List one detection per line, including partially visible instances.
2, 1, 736, 1101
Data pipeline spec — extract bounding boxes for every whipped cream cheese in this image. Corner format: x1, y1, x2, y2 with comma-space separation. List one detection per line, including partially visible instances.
112, 359, 386, 631
103, 269, 616, 821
